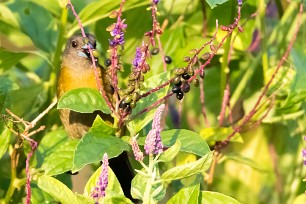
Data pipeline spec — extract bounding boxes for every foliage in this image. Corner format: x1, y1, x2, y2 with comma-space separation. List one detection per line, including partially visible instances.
0, 0, 306, 203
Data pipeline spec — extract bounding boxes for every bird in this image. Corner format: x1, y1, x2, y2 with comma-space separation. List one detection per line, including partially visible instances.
57, 33, 135, 201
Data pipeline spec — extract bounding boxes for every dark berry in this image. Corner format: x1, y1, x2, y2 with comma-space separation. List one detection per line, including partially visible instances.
164, 56, 172, 64
124, 105, 131, 113
176, 92, 184, 100
193, 79, 199, 87
182, 83, 190, 93
182, 73, 191, 80
172, 86, 181, 93
151, 47, 159, 55
105, 59, 111, 67
119, 100, 127, 108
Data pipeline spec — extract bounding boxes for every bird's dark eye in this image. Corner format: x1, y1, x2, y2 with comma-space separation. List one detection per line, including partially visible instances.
71, 40, 77, 48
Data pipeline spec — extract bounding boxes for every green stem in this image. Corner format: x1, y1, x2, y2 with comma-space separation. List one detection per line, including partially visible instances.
143, 155, 156, 204
4, 150, 18, 203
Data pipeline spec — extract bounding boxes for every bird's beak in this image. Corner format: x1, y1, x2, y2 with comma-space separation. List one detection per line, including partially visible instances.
78, 43, 95, 58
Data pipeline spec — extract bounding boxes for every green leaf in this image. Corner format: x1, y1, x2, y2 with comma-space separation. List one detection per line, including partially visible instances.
131, 168, 166, 201
161, 129, 211, 156
161, 151, 213, 182
37, 175, 80, 204
223, 153, 267, 172
205, 0, 229, 9
200, 191, 242, 204
0, 121, 12, 159
199, 127, 243, 143
72, 117, 130, 172
167, 183, 200, 204
0, 48, 28, 71
8, 1, 57, 52
42, 139, 78, 176
127, 71, 170, 134
0, 3, 19, 27
57, 88, 111, 114
159, 140, 181, 163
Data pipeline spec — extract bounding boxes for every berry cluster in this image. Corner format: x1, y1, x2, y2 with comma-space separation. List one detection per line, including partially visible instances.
171, 68, 195, 100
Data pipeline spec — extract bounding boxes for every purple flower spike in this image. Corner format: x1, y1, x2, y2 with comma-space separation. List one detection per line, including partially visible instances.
153, 0, 159, 4
131, 136, 144, 161
109, 20, 127, 47
91, 153, 109, 203
133, 47, 142, 68
144, 104, 165, 155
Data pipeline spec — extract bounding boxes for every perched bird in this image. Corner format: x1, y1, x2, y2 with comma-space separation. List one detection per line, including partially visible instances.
57, 33, 113, 139
57, 33, 134, 200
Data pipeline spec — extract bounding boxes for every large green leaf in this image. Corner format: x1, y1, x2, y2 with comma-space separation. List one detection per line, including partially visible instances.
57, 88, 111, 114
0, 48, 28, 72
161, 151, 213, 182
161, 129, 211, 157
291, 48, 306, 91
8, 1, 57, 52
72, 117, 129, 172
167, 183, 200, 204
200, 191, 242, 204
37, 175, 86, 204
127, 71, 170, 134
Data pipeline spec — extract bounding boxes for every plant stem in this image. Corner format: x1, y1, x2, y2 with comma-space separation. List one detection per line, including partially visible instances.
143, 155, 156, 204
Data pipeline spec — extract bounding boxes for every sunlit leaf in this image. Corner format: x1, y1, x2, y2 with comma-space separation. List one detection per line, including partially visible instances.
57, 88, 111, 114
159, 140, 181, 163
167, 183, 200, 204
206, 0, 230, 9
161, 151, 213, 181
200, 191, 242, 204
0, 48, 28, 71
223, 153, 267, 172
38, 175, 85, 204
161, 129, 211, 156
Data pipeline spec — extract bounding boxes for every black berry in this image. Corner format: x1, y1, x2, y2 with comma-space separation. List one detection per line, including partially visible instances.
105, 59, 111, 67
172, 86, 181, 93
182, 73, 191, 80
165, 56, 172, 64
182, 83, 190, 93
176, 92, 184, 100
151, 47, 159, 55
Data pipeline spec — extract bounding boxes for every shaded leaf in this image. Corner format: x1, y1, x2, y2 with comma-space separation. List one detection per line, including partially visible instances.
0, 48, 28, 71
200, 191, 242, 204
8, 1, 57, 52
161, 151, 213, 181
57, 88, 111, 114
167, 183, 200, 204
